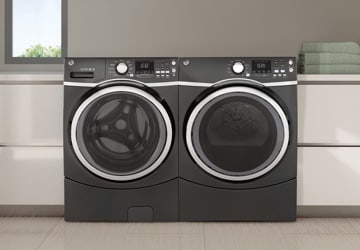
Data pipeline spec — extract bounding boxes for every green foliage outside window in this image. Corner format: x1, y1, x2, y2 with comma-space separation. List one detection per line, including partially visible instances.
19, 44, 61, 57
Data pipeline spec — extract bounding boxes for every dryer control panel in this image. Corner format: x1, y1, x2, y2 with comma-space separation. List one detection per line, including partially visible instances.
179, 57, 297, 83
228, 58, 296, 80
107, 58, 178, 82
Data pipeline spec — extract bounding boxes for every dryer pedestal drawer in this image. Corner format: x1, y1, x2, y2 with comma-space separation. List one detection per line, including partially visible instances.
0, 147, 63, 205
179, 178, 296, 222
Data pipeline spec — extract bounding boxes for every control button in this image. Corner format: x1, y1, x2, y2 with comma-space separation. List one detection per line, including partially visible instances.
165, 70, 170, 74
171, 60, 176, 66
165, 75, 169, 78
289, 59, 294, 65
172, 68, 176, 73
155, 70, 161, 74
281, 69, 285, 73
283, 74, 287, 77
161, 70, 165, 74
274, 69, 279, 73
183, 59, 190, 66
232, 62, 245, 74
273, 74, 277, 77
68, 59, 75, 66
161, 75, 165, 77
129, 73, 134, 77
156, 75, 160, 78
116, 62, 128, 75
246, 73, 250, 77
278, 74, 282, 77
289, 67, 294, 73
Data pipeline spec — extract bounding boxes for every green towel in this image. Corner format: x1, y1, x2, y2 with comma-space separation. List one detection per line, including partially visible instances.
302, 42, 360, 55
301, 64, 360, 74
300, 53, 360, 65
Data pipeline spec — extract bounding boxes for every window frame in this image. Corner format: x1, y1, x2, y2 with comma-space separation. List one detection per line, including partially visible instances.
4, 0, 67, 64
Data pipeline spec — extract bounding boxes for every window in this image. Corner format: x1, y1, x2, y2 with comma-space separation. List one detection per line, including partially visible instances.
5, 0, 67, 64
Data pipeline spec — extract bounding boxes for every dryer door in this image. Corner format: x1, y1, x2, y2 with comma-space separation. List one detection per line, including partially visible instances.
186, 86, 289, 181
71, 86, 173, 181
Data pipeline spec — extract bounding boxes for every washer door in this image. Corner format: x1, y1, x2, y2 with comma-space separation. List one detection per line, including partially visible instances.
71, 86, 173, 181
186, 86, 289, 181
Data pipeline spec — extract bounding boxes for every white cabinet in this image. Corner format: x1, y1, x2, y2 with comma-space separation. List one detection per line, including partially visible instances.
297, 147, 360, 205
0, 81, 64, 206
298, 85, 360, 145
297, 77, 360, 207
0, 85, 63, 146
0, 147, 64, 205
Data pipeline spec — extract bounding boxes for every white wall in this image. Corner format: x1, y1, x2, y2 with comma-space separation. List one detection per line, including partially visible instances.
67, 0, 360, 57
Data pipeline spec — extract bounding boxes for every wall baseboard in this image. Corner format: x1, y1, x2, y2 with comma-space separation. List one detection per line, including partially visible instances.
0, 205, 64, 217
297, 206, 360, 218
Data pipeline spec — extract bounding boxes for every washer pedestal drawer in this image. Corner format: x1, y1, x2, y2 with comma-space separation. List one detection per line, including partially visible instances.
65, 178, 178, 222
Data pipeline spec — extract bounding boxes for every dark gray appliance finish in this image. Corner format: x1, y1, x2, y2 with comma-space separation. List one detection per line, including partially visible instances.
178, 57, 297, 221
63, 57, 178, 222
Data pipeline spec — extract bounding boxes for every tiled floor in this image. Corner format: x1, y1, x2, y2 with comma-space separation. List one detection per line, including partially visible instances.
0, 218, 360, 250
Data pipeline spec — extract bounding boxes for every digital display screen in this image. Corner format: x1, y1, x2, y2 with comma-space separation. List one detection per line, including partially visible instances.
135, 61, 154, 74
252, 60, 271, 73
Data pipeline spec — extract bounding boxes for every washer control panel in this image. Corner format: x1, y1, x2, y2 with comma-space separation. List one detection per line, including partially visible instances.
65, 57, 178, 84
107, 58, 178, 82
227, 57, 296, 81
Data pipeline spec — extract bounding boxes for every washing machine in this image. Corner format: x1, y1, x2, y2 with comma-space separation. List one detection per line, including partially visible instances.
63, 57, 178, 222
179, 57, 297, 221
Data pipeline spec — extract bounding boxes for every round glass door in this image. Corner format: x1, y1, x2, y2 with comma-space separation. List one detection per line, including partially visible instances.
186, 86, 289, 181
71, 86, 173, 181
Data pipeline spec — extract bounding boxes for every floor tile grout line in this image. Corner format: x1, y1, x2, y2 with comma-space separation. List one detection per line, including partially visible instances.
35, 217, 63, 250
202, 223, 207, 250
179, 232, 183, 250
278, 224, 292, 250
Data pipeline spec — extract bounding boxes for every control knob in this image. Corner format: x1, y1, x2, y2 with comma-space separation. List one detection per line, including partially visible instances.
116, 62, 128, 75
232, 62, 245, 74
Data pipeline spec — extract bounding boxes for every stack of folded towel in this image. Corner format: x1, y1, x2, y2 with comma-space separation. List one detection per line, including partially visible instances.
300, 42, 360, 74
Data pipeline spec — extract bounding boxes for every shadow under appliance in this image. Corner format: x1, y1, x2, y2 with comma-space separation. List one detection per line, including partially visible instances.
63, 57, 178, 222
178, 57, 297, 221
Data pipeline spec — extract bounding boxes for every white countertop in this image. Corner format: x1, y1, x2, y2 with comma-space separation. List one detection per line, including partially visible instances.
298, 74, 360, 82
0, 73, 63, 82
